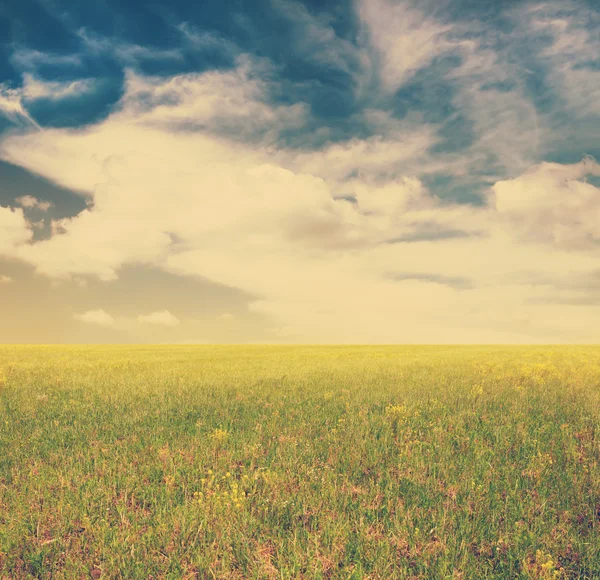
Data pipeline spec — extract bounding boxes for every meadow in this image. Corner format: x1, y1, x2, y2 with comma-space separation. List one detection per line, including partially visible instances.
0, 345, 598, 579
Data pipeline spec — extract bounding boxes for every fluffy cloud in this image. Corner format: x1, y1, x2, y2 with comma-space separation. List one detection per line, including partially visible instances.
1, 32, 600, 341
120, 61, 307, 140
0, 275, 13, 284
492, 158, 600, 249
137, 310, 180, 326
74, 309, 115, 327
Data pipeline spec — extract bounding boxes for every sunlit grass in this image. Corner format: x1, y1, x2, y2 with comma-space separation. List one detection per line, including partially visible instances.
0, 345, 598, 578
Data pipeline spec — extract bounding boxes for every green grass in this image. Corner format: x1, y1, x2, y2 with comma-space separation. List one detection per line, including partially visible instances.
0, 345, 599, 579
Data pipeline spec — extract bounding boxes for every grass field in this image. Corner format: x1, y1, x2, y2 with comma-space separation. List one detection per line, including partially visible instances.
0, 345, 599, 579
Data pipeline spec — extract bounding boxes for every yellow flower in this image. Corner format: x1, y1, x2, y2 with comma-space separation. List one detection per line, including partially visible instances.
209, 428, 229, 445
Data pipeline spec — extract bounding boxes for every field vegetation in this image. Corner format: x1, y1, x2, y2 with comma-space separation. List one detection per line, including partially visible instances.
0, 345, 599, 578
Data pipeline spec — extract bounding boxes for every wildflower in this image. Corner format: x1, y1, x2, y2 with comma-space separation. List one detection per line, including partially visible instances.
209, 428, 229, 445
385, 404, 409, 422
524, 549, 564, 579
386, 404, 410, 435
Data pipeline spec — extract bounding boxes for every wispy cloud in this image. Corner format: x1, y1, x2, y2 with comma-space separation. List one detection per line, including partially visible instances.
10, 49, 82, 71
0, 85, 40, 128
525, 2, 600, 118
0, 73, 98, 131
271, 0, 367, 75
76, 27, 185, 67
21, 74, 97, 102
357, 0, 452, 90
119, 58, 308, 141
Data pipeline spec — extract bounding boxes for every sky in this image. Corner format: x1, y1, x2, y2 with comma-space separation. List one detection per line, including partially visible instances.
0, 0, 599, 343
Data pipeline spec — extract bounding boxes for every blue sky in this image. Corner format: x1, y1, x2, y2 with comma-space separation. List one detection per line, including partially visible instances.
0, 0, 599, 342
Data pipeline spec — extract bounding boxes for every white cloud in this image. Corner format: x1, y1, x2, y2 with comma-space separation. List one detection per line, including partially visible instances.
286, 125, 439, 182
137, 310, 180, 326
2, 58, 600, 342
15, 195, 52, 211
10, 49, 82, 71
0, 275, 13, 284
355, 0, 550, 176
0, 85, 40, 128
120, 60, 307, 139
357, 0, 452, 90
491, 158, 600, 249
0, 73, 95, 129
21, 74, 96, 101
74, 309, 115, 327
526, 3, 600, 117
446, 38, 547, 175
76, 28, 185, 67
0, 206, 33, 254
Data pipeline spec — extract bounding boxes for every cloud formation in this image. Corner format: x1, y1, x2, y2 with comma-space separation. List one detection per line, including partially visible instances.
20, 74, 97, 102
492, 158, 600, 249
0, 86, 40, 128
137, 310, 180, 326
74, 309, 115, 327
358, 0, 452, 90
0, 207, 32, 254
0, 0, 599, 342
15, 195, 53, 211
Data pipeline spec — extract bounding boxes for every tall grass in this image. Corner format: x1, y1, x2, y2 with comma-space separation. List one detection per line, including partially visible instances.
0, 345, 598, 578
